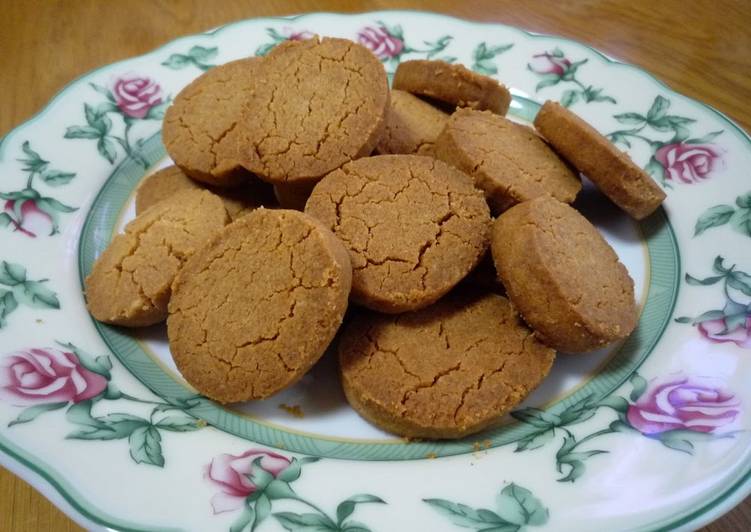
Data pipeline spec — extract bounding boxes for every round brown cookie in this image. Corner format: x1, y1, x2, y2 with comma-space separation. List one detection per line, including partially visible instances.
85, 190, 229, 327
162, 57, 260, 187
167, 209, 352, 403
135, 165, 202, 214
231, 38, 389, 185
305, 155, 490, 313
392, 60, 511, 115
339, 291, 556, 439
376, 89, 449, 156
491, 196, 638, 352
135, 165, 276, 220
273, 181, 316, 211
534, 100, 666, 220
434, 108, 581, 213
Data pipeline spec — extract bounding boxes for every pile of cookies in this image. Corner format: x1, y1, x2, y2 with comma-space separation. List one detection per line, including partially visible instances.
85, 37, 665, 440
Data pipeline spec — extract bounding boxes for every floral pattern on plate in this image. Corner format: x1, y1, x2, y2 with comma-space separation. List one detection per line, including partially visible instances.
64, 76, 170, 168
206, 449, 384, 532
0, 142, 77, 238
1, 343, 205, 466
528, 47, 616, 107
0, 261, 59, 328
606, 95, 724, 186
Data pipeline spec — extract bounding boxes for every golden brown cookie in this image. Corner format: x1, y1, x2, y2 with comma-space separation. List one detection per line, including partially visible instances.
434, 108, 581, 213
232, 38, 389, 185
85, 190, 229, 327
393, 60, 511, 114
491, 196, 638, 352
376, 89, 449, 156
162, 58, 260, 187
534, 101, 666, 220
305, 155, 490, 313
167, 209, 352, 403
273, 181, 316, 211
135, 165, 275, 220
135, 165, 202, 214
339, 291, 556, 439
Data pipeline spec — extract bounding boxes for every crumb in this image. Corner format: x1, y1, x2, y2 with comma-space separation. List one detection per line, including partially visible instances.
35, 319, 43, 324
426, 452, 437, 459
483, 439, 491, 449
279, 403, 304, 418
196, 419, 208, 428
473, 441, 482, 452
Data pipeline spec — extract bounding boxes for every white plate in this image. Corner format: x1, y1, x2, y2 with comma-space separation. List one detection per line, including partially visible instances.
0, 11, 749, 532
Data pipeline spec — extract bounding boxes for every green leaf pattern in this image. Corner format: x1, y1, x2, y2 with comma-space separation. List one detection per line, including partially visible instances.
2, 341, 207, 468
528, 48, 616, 106
0, 261, 60, 328
694, 191, 751, 238
0, 142, 77, 238
675, 256, 751, 347
64, 79, 169, 168
425, 482, 548, 531
606, 95, 724, 187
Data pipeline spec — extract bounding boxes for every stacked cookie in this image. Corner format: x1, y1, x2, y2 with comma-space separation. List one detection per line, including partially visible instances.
85, 38, 665, 441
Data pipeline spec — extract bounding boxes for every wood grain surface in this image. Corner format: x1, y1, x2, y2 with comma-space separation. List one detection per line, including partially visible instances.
0, 1, 749, 530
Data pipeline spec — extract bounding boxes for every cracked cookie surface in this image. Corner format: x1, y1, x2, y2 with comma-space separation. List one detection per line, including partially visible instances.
85, 189, 229, 327
230, 38, 389, 185
491, 196, 637, 352
435, 108, 581, 213
339, 291, 556, 439
304, 154, 491, 313
162, 57, 261, 187
136, 164, 276, 220
375, 89, 449, 156
534, 100, 666, 220
393, 59, 511, 114
167, 208, 352, 403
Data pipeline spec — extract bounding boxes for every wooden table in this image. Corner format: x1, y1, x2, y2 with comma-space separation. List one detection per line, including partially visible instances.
0, 1, 749, 530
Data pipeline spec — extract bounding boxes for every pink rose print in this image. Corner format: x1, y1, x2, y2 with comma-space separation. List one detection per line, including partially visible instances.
3, 199, 52, 238
529, 52, 571, 76
357, 26, 404, 59
627, 375, 740, 435
0, 348, 107, 405
206, 449, 291, 513
655, 143, 722, 184
113, 76, 163, 119
698, 317, 751, 349
283, 27, 314, 41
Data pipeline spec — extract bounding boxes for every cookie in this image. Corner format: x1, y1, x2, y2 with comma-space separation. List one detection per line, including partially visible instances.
167, 209, 352, 403
162, 57, 261, 187
135, 165, 275, 220
435, 108, 581, 213
376, 89, 449, 156
393, 60, 511, 114
491, 196, 638, 352
233, 38, 389, 185
534, 101, 666, 220
273, 181, 316, 211
305, 155, 490, 313
85, 190, 229, 327
135, 165, 202, 214
339, 291, 556, 439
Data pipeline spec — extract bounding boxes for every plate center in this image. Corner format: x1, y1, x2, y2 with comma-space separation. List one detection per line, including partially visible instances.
125, 171, 648, 442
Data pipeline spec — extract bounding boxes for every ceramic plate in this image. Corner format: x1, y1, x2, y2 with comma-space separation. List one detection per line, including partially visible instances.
1, 11, 749, 532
